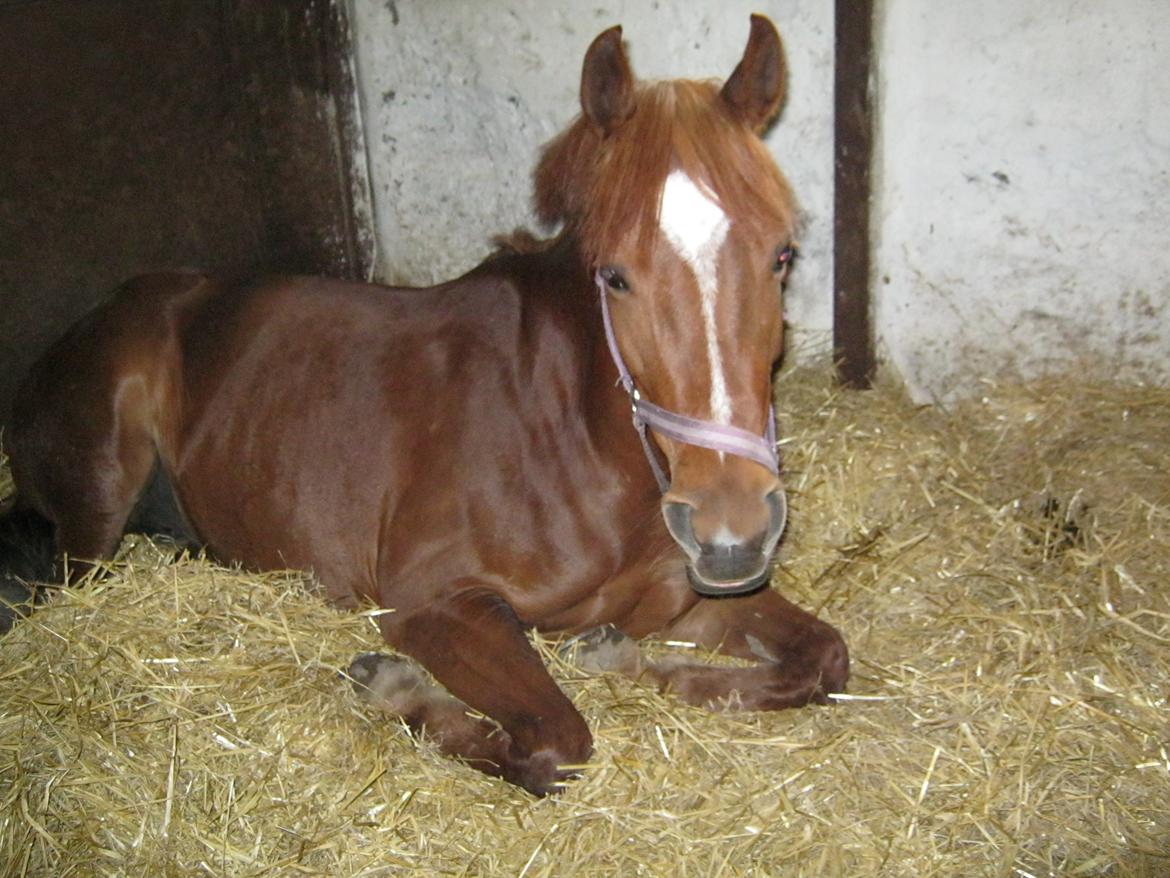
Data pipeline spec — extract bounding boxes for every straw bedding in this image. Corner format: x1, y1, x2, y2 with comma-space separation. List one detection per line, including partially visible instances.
1, 362, 1167, 877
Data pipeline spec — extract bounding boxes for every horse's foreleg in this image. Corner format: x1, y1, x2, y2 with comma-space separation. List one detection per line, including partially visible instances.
349, 652, 538, 784
363, 584, 592, 796
582, 588, 848, 711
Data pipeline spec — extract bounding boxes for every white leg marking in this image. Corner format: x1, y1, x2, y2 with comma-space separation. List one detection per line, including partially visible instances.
659, 170, 732, 425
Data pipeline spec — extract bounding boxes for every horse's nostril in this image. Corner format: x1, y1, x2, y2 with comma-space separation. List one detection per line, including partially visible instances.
764, 487, 788, 553
662, 501, 700, 561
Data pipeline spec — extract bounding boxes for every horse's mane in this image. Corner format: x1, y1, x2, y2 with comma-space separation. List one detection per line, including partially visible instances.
533, 79, 795, 264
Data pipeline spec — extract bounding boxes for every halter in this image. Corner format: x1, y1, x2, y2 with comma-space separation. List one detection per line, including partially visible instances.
595, 271, 780, 493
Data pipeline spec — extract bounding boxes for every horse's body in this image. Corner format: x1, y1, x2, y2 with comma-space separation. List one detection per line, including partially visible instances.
21, 248, 670, 626
3, 17, 847, 795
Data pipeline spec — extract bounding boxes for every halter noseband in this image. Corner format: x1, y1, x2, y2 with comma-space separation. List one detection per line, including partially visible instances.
595, 271, 781, 493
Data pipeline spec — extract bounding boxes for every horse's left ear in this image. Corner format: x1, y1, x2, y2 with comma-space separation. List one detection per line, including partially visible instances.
721, 14, 786, 131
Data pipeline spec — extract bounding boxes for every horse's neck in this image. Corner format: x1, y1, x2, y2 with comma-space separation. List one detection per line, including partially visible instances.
553, 246, 661, 498
494, 235, 659, 497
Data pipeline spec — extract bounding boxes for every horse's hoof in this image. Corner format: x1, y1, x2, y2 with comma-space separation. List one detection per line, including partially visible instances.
347, 653, 430, 715
347, 652, 392, 688
560, 625, 642, 675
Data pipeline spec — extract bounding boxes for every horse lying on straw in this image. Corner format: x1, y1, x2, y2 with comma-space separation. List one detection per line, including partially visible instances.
1, 16, 847, 796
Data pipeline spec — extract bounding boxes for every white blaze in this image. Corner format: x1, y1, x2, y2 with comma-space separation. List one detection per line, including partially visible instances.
659, 170, 732, 424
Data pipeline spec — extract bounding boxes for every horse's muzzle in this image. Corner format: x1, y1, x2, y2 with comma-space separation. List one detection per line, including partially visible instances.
663, 489, 787, 596
686, 551, 771, 596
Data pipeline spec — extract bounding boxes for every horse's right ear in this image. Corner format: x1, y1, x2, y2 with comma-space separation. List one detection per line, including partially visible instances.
580, 26, 635, 135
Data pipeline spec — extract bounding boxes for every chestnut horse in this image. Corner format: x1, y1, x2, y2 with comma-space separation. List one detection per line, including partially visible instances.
2, 16, 847, 795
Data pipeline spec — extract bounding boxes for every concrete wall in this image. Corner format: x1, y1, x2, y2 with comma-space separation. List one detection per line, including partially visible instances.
348, 0, 835, 344
875, 0, 1170, 400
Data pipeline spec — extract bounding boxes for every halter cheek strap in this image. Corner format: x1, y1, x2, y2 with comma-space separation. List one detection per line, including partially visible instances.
595, 271, 780, 493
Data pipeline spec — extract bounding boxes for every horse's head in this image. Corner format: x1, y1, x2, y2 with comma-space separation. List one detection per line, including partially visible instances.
536, 16, 798, 595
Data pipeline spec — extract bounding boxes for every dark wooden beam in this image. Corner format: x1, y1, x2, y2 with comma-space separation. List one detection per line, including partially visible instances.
228, 0, 374, 281
833, 0, 877, 388
0, 0, 375, 427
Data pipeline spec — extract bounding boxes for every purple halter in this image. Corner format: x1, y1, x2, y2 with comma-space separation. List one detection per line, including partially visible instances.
595, 271, 780, 493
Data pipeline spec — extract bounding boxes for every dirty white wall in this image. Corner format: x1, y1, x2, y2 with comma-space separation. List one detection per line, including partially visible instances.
875, 0, 1170, 401
348, 0, 836, 344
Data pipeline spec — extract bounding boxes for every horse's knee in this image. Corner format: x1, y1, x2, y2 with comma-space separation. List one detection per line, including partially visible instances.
813, 622, 849, 694
506, 710, 594, 796
559, 710, 595, 767
743, 623, 849, 710
791, 620, 849, 699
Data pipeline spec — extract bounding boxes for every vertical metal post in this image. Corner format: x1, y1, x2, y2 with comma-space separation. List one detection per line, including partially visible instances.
834, 0, 876, 388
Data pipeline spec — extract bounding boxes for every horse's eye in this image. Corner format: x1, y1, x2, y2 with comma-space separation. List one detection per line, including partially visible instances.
600, 266, 630, 292
773, 244, 797, 275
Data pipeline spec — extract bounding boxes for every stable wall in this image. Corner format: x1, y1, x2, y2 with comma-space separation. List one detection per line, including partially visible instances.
348, 0, 836, 345
875, 0, 1170, 400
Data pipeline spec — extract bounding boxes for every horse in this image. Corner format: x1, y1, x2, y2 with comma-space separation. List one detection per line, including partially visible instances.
1, 15, 848, 796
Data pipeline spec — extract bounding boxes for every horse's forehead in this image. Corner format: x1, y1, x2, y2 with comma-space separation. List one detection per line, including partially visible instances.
658, 170, 730, 265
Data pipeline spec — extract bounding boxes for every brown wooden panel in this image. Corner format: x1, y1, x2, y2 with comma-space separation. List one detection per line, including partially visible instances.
0, 0, 371, 427
228, 0, 373, 279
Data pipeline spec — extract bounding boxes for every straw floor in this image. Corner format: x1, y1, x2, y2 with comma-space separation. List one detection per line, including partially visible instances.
1, 363, 1167, 877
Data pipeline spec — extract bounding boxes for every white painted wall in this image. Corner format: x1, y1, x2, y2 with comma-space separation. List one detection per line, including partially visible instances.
875, 0, 1170, 400
348, 0, 835, 345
